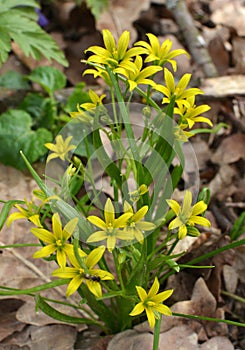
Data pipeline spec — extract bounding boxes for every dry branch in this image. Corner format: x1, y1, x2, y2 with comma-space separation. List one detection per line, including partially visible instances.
166, 0, 218, 78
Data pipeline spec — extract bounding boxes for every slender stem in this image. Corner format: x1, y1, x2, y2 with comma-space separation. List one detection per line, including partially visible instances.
0, 243, 41, 249
153, 316, 161, 350
172, 312, 245, 328
221, 290, 245, 304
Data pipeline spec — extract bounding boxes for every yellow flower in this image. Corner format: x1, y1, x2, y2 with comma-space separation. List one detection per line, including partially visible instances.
128, 184, 148, 202
174, 124, 193, 142
7, 199, 42, 227
174, 96, 212, 129
45, 135, 76, 162
31, 213, 78, 267
85, 30, 144, 71
80, 89, 106, 111
52, 246, 114, 297
83, 66, 112, 86
116, 55, 162, 91
166, 190, 211, 239
69, 104, 93, 124
87, 198, 134, 252
123, 201, 156, 243
130, 277, 173, 328
135, 34, 189, 71
155, 68, 203, 106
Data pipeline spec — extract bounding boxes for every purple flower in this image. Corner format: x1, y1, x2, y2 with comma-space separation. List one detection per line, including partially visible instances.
35, 8, 48, 27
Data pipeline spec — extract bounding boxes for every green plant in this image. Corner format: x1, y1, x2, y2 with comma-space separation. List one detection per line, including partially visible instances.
1, 30, 244, 350
0, 67, 90, 169
0, 0, 68, 68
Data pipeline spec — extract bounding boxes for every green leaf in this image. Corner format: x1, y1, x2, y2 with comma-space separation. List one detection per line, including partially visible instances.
0, 0, 38, 12
19, 93, 55, 129
64, 82, 90, 113
0, 279, 70, 296
0, 71, 29, 90
28, 66, 66, 95
0, 109, 52, 169
230, 212, 245, 241
0, 4, 68, 68
0, 199, 24, 231
35, 294, 96, 325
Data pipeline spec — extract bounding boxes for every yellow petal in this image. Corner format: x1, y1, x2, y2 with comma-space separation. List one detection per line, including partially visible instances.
63, 217, 78, 240
129, 302, 145, 316
86, 279, 102, 298
166, 199, 180, 216
31, 227, 54, 243
86, 246, 105, 268
132, 206, 148, 222
107, 235, 116, 252
192, 201, 207, 216
136, 286, 148, 302
87, 216, 107, 229
153, 304, 172, 316
145, 307, 156, 328
66, 275, 83, 297
33, 244, 56, 259
148, 277, 159, 298
152, 289, 174, 303
104, 198, 115, 224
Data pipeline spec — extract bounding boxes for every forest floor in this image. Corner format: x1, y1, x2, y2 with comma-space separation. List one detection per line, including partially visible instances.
0, 0, 244, 349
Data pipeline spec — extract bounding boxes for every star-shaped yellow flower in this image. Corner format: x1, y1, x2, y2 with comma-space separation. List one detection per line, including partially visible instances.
155, 68, 203, 106
7, 199, 42, 227
45, 135, 76, 162
174, 96, 212, 129
123, 201, 156, 243
31, 213, 78, 267
166, 190, 211, 239
85, 30, 144, 72
52, 246, 114, 297
130, 277, 173, 328
87, 198, 133, 252
135, 33, 189, 71
116, 55, 162, 91
79, 89, 106, 111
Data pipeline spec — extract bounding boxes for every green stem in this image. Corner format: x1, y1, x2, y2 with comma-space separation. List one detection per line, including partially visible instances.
172, 312, 245, 327
221, 290, 245, 304
0, 243, 41, 249
153, 316, 161, 350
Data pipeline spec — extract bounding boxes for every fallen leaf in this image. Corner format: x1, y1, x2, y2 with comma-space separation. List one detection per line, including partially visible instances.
200, 336, 234, 350
0, 299, 25, 342
211, 1, 245, 36
201, 75, 245, 98
211, 134, 245, 165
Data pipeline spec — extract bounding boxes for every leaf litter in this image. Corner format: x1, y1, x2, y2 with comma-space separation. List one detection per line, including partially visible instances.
0, 0, 245, 349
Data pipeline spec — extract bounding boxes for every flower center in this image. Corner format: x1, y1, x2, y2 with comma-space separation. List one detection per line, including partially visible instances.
56, 239, 63, 247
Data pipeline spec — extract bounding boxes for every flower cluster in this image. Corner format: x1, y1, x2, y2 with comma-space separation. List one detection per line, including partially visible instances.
81, 30, 212, 139
87, 198, 155, 252
4, 29, 215, 337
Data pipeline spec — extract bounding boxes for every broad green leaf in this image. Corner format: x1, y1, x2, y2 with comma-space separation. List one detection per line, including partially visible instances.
28, 66, 66, 95
0, 0, 38, 13
64, 82, 90, 113
0, 109, 52, 169
0, 71, 29, 90
19, 93, 55, 129
0, 6, 68, 67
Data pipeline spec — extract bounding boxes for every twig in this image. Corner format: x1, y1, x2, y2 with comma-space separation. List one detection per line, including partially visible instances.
166, 0, 218, 78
